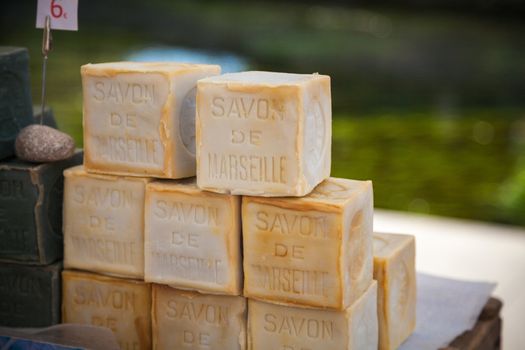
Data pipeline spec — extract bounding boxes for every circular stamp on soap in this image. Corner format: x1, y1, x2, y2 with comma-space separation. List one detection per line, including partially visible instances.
392, 259, 411, 318
348, 210, 368, 284
310, 179, 351, 200
304, 99, 326, 174
180, 87, 197, 156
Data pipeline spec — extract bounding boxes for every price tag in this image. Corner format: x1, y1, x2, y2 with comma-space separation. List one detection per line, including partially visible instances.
36, 0, 78, 31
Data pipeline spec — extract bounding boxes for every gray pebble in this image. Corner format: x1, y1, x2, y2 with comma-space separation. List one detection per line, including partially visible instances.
15, 124, 75, 163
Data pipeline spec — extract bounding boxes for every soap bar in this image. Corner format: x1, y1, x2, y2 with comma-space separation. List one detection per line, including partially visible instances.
62, 270, 151, 350
373, 233, 416, 350
248, 281, 378, 350
0, 150, 83, 265
196, 71, 331, 197
0, 47, 34, 160
81, 62, 221, 178
0, 261, 62, 327
152, 284, 247, 350
243, 177, 373, 309
63, 166, 150, 278
145, 179, 242, 295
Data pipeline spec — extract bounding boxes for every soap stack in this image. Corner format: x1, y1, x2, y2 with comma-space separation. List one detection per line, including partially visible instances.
60, 63, 221, 350
0, 47, 82, 328
61, 62, 416, 350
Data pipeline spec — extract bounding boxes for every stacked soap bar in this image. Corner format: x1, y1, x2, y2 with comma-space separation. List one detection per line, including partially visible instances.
196, 72, 331, 196
0, 262, 62, 327
373, 233, 417, 350
144, 179, 242, 295
61, 63, 418, 349
81, 62, 220, 178
0, 47, 33, 160
0, 46, 83, 328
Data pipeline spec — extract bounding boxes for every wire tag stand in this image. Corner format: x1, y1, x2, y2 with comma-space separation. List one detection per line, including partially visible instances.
40, 15, 53, 125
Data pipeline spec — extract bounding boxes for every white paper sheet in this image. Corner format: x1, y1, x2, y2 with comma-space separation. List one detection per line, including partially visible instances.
400, 273, 496, 350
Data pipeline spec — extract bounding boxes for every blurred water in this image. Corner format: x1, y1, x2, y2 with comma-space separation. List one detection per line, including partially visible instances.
126, 46, 248, 73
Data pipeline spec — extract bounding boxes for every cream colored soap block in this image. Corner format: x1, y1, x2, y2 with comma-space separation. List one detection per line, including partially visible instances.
243, 177, 373, 309
62, 270, 152, 350
248, 281, 378, 350
196, 71, 331, 197
82, 62, 221, 178
152, 284, 247, 350
373, 233, 416, 350
144, 179, 242, 295
63, 165, 150, 278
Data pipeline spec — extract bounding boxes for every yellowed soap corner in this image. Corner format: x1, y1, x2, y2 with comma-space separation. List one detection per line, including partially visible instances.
145, 179, 242, 295
373, 232, 417, 350
196, 71, 331, 196
62, 270, 152, 350
82, 61, 220, 179
242, 177, 373, 310
152, 284, 247, 350
81, 62, 221, 76
63, 166, 150, 279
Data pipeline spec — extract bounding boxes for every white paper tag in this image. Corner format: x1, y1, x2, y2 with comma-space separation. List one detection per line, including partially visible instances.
36, 0, 78, 31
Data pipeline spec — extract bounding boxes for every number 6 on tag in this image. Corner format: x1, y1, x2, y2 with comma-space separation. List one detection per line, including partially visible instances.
36, 0, 78, 31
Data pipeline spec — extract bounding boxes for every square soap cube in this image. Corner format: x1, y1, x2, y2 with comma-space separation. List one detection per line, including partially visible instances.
145, 179, 242, 295
0, 261, 62, 327
196, 71, 331, 196
0, 150, 82, 265
248, 281, 378, 350
63, 166, 150, 278
62, 270, 151, 350
82, 62, 221, 178
243, 177, 373, 309
0, 47, 34, 160
373, 233, 417, 350
152, 285, 247, 350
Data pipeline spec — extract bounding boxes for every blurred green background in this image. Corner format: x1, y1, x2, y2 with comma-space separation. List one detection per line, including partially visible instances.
1, 0, 524, 225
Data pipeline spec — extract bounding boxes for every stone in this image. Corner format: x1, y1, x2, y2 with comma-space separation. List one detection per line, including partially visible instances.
62, 270, 152, 350
373, 232, 417, 350
243, 177, 374, 309
196, 71, 331, 197
15, 124, 75, 163
0, 150, 83, 265
152, 284, 247, 350
63, 166, 151, 278
0, 261, 62, 327
81, 62, 220, 179
0, 47, 33, 160
145, 179, 242, 295
248, 281, 378, 350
